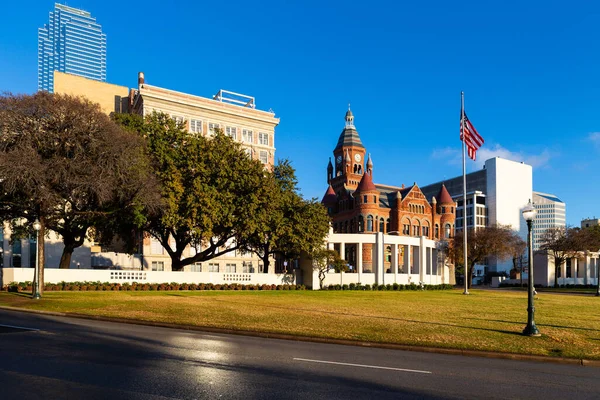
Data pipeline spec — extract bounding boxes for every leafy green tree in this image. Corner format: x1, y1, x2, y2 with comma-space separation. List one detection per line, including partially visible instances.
448, 225, 523, 288
113, 112, 273, 271
0, 93, 155, 282
310, 248, 345, 289
242, 159, 330, 273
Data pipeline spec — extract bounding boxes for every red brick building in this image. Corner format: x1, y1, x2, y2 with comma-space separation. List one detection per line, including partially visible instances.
322, 109, 456, 253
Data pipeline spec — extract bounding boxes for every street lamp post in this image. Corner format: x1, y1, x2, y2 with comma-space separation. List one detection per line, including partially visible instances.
32, 219, 41, 300
521, 201, 540, 336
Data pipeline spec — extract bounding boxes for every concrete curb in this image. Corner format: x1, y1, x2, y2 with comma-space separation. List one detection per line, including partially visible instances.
2, 305, 599, 368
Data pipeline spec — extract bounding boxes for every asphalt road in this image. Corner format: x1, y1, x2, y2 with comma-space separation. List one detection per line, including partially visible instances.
0, 309, 598, 400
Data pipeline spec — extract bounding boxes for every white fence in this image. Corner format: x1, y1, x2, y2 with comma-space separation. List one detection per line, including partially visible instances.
1, 268, 298, 287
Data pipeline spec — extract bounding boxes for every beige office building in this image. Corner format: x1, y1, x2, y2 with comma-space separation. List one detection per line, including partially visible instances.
53, 72, 282, 274
131, 72, 279, 168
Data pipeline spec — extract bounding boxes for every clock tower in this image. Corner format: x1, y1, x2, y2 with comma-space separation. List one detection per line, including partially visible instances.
330, 107, 367, 192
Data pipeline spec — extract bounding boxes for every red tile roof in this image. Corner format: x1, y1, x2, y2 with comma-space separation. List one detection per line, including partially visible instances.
321, 184, 337, 204
436, 184, 454, 204
356, 172, 377, 192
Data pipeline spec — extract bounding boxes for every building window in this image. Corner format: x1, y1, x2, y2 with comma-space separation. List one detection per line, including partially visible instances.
208, 263, 219, 272
151, 238, 163, 255
208, 122, 220, 134
435, 224, 439, 239
242, 262, 253, 273
225, 263, 236, 273
386, 219, 391, 232
422, 226, 430, 237
172, 115, 184, 125
12, 240, 21, 268
259, 132, 269, 146
403, 224, 410, 235
190, 262, 202, 272
242, 129, 253, 143
379, 218, 385, 232
151, 261, 164, 271
244, 148, 253, 158
413, 225, 420, 236
445, 224, 451, 238
442, 206, 446, 214
358, 216, 364, 232
367, 215, 374, 232
259, 150, 268, 164
190, 119, 202, 134
226, 126, 237, 140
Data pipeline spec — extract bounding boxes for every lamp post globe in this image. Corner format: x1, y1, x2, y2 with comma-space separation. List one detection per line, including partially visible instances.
521, 200, 540, 336
32, 219, 41, 300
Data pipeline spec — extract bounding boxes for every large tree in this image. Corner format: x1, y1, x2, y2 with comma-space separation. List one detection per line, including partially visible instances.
242, 159, 331, 273
448, 225, 524, 288
310, 248, 345, 289
0, 93, 155, 279
537, 226, 586, 288
113, 112, 273, 271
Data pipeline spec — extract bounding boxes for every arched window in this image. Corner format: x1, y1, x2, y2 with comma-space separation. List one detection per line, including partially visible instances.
379, 218, 385, 232
435, 224, 439, 239
367, 215, 374, 232
422, 222, 430, 237
358, 216, 364, 232
445, 223, 451, 238
386, 218, 391, 232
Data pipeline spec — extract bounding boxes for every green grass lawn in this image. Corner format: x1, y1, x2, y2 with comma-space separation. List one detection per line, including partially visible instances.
1, 289, 599, 360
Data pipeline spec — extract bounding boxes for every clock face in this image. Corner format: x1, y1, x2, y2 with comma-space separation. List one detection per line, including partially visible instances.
336, 155, 342, 164
354, 153, 362, 162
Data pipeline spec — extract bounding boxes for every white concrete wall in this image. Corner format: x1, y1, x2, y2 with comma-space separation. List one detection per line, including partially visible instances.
485, 157, 533, 273
1, 268, 297, 287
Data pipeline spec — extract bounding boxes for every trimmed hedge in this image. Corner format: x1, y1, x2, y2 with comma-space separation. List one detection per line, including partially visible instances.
324, 283, 453, 291
2, 281, 306, 292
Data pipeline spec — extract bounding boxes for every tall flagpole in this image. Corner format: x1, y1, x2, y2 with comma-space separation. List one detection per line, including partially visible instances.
461, 91, 469, 295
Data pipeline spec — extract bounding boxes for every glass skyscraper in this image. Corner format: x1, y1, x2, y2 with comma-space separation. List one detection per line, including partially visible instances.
38, 3, 106, 92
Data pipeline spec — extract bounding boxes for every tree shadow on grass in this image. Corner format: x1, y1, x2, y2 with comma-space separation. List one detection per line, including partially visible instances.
210, 298, 524, 336
463, 317, 600, 333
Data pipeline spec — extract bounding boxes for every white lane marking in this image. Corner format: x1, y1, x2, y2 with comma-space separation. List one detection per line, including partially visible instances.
0, 323, 40, 331
293, 358, 432, 374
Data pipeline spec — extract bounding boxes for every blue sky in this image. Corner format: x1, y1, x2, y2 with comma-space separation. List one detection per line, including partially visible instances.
1, 0, 599, 226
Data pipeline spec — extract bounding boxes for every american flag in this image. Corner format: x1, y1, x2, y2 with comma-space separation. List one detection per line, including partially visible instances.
460, 112, 484, 160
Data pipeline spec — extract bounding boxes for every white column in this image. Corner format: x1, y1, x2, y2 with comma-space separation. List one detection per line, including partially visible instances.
357, 243, 363, 283
584, 254, 590, 285
340, 242, 345, 260
375, 232, 384, 285
405, 245, 411, 282
419, 236, 427, 284
392, 243, 398, 283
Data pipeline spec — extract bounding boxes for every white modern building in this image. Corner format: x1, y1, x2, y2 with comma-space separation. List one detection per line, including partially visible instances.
532, 192, 566, 251
421, 157, 533, 274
